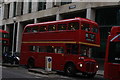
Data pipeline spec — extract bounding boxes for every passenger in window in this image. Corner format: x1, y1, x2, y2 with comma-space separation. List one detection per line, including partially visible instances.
80, 47, 89, 57
53, 26, 56, 30
54, 48, 57, 53
86, 27, 90, 31
81, 24, 90, 31
69, 25, 75, 30
25, 27, 31, 32
33, 30, 38, 32
69, 22, 79, 30
58, 24, 67, 30
71, 27, 75, 30
58, 47, 64, 53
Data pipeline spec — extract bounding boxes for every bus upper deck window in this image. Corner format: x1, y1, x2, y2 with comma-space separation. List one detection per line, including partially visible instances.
68, 22, 79, 30
39, 26, 47, 32
91, 26, 98, 33
25, 27, 31, 32
81, 23, 90, 31
2, 33, 8, 38
58, 24, 67, 31
48, 25, 56, 31
32, 26, 38, 32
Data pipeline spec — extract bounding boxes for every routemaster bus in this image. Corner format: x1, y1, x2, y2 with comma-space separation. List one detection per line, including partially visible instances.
104, 26, 120, 80
0, 29, 9, 53
20, 17, 100, 77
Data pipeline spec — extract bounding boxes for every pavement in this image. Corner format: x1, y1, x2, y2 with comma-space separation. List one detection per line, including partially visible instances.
28, 68, 104, 76
27, 58, 104, 76
28, 68, 57, 75
2, 58, 104, 76
2, 63, 19, 67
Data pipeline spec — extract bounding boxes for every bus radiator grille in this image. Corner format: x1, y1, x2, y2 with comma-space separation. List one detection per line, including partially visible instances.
85, 62, 96, 72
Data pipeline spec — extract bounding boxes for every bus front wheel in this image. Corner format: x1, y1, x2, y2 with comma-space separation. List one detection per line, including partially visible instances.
64, 64, 76, 76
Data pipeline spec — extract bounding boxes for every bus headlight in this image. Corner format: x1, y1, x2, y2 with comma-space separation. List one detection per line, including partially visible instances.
80, 64, 83, 67
96, 65, 99, 68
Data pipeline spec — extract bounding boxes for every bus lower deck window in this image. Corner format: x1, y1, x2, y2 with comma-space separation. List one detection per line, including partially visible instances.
66, 44, 78, 54
54, 47, 64, 53
29, 46, 37, 52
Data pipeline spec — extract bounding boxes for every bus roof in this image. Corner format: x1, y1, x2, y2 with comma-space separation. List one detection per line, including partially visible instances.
25, 17, 98, 28
0, 29, 8, 33
110, 26, 120, 35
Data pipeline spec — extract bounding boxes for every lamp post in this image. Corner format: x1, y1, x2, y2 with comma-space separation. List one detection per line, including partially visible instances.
12, 17, 16, 56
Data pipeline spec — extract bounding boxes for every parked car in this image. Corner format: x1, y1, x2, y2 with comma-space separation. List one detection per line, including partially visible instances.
2, 52, 20, 64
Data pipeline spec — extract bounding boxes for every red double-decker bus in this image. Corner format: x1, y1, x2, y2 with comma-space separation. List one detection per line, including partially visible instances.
0, 29, 9, 53
20, 17, 100, 77
104, 26, 120, 80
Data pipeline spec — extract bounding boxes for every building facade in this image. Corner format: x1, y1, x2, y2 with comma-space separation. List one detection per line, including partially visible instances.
1, 0, 120, 58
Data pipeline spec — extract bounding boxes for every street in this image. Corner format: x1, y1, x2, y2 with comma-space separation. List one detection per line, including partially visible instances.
2, 66, 105, 80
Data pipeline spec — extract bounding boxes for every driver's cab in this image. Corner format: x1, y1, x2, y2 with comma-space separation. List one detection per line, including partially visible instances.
80, 45, 92, 58
66, 44, 92, 58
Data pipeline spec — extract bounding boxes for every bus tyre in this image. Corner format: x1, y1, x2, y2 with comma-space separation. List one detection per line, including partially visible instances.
65, 64, 76, 76
27, 59, 34, 68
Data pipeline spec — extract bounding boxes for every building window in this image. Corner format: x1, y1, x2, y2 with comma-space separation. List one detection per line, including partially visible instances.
21, 2, 24, 15
28, 0, 32, 13
7, 3, 10, 18
61, 0, 72, 5
0, 7, 1, 17
4, 3, 10, 19
38, 1, 46, 11
95, 7, 120, 26
13, 2, 16, 17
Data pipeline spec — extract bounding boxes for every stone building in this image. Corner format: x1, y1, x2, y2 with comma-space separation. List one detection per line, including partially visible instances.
1, 0, 120, 58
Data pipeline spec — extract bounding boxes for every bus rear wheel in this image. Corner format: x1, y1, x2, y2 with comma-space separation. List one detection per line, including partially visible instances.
64, 64, 76, 76
27, 58, 35, 68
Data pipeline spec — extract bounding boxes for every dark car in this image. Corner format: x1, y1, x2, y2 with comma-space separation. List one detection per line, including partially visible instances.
2, 52, 20, 64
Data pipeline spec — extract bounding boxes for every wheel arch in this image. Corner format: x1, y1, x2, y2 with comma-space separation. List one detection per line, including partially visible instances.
64, 61, 76, 70
27, 56, 35, 68
27, 56, 35, 62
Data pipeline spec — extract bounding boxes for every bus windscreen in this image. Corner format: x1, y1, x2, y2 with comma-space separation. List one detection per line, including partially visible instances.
108, 42, 120, 64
